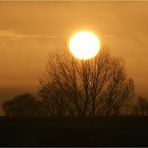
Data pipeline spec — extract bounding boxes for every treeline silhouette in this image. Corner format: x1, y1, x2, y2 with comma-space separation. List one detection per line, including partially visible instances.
2, 48, 146, 117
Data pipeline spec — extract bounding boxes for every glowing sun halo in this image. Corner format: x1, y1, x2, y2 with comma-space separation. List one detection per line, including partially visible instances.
69, 31, 100, 60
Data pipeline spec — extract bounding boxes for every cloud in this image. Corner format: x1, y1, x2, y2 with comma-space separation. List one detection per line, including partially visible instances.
0, 30, 58, 39
0, 30, 29, 38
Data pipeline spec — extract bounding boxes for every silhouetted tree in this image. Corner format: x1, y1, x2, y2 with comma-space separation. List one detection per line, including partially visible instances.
38, 48, 135, 117
2, 93, 49, 117
132, 96, 148, 116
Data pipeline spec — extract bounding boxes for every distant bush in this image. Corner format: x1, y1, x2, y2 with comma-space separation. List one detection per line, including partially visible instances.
2, 93, 49, 117
132, 96, 148, 116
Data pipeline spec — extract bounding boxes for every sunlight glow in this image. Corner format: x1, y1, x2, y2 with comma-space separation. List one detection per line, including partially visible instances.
69, 31, 100, 60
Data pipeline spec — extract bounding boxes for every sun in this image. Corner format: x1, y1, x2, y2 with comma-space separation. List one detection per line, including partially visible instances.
69, 31, 100, 60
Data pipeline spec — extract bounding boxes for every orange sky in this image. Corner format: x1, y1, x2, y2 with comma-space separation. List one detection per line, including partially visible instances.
0, 1, 148, 114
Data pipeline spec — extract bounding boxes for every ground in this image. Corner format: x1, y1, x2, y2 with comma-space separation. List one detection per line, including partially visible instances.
0, 116, 148, 146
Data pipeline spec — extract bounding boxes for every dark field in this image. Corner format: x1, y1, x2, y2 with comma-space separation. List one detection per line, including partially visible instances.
0, 116, 148, 146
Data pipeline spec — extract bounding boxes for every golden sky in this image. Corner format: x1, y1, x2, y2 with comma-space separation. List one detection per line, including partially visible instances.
0, 1, 148, 114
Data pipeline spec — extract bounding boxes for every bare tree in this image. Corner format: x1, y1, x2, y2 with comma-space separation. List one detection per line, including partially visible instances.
2, 93, 49, 117
38, 48, 135, 117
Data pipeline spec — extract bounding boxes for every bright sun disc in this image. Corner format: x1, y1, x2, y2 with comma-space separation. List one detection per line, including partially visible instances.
69, 31, 100, 60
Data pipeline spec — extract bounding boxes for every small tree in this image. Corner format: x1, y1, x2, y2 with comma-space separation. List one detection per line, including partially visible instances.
2, 93, 49, 117
38, 48, 135, 117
